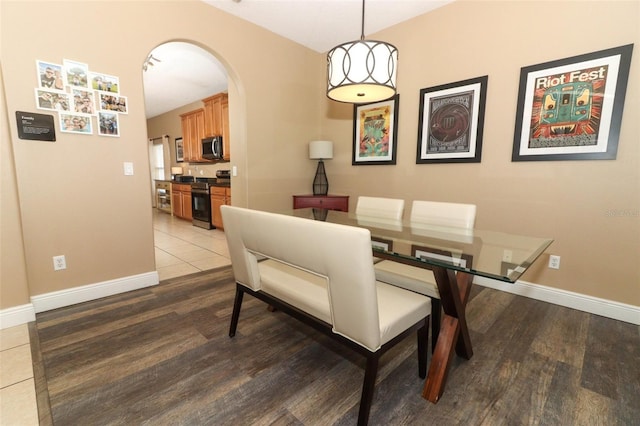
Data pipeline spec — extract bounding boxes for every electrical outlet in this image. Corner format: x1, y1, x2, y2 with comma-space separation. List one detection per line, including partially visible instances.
53, 255, 66, 271
548, 255, 561, 269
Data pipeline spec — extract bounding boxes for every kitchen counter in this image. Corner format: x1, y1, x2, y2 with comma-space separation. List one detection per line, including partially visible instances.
159, 177, 230, 187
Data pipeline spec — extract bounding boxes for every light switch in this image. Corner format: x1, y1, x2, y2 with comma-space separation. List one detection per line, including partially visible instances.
232, 166, 237, 176
123, 162, 134, 176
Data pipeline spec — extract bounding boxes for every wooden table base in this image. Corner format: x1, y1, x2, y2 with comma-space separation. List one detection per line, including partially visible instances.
422, 267, 474, 403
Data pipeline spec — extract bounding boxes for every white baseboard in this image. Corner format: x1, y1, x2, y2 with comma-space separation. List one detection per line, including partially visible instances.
0, 304, 36, 330
31, 271, 159, 314
4, 272, 637, 329
474, 276, 640, 325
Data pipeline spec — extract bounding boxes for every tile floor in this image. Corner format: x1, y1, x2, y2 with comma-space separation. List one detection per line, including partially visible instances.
0, 324, 39, 425
153, 208, 231, 281
0, 210, 230, 425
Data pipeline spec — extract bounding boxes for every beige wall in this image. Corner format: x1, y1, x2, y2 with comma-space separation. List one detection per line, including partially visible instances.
1, 1, 638, 316
322, 1, 640, 305
0, 1, 320, 306
1, 68, 30, 309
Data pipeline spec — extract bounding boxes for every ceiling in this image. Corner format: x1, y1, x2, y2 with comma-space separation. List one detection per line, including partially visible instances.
143, 0, 454, 118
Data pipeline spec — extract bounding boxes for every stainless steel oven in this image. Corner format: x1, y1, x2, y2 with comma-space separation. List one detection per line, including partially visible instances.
191, 181, 213, 229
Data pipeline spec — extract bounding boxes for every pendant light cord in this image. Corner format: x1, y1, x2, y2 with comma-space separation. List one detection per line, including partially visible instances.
360, 0, 365, 41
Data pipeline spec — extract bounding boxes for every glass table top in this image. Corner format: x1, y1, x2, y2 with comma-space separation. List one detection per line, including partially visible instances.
283, 208, 554, 283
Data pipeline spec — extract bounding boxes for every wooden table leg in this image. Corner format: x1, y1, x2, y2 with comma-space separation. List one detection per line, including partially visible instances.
422, 266, 474, 402
422, 314, 459, 402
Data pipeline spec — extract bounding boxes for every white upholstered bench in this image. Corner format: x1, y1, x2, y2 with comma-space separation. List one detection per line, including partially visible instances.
221, 205, 431, 426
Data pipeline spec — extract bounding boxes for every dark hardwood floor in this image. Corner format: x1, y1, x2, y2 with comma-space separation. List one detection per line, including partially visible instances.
31, 266, 640, 425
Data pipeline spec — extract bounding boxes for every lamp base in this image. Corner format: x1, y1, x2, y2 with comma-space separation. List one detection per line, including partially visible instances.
313, 160, 328, 196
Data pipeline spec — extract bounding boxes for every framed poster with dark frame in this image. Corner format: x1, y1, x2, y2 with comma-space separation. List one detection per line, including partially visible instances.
512, 44, 633, 162
175, 137, 184, 162
352, 94, 399, 165
417, 76, 487, 164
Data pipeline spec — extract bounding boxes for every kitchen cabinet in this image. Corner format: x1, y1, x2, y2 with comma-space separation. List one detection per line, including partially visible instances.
210, 186, 231, 230
203, 93, 230, 161
179, 93, 230, 163
172, 183, 193, 220
220, 97, 230, 161
293, 195, 349, 212
179, 108, 206, 163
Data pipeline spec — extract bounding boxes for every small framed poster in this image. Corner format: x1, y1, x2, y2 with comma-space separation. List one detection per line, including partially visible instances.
417, 76, 487, 164
175, 137, 184, 162
352, 94, 399, 165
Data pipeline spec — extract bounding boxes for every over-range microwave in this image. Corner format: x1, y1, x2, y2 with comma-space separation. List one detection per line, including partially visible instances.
202, 136, 223, 160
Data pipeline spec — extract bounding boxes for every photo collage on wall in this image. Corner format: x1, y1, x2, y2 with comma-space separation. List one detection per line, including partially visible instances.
35, 59, 128, 137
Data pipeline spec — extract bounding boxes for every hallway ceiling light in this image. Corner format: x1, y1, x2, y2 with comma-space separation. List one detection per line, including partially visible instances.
143, 54, 162, 72
326, 0, 398, 104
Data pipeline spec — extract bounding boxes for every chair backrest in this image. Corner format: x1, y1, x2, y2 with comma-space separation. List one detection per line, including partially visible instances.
356, 196, 405, 220
410, 200, 476, 229
221, 205, 382, 351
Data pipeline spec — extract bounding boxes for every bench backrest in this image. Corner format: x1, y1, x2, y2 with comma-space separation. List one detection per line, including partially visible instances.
221, 205, 382, 351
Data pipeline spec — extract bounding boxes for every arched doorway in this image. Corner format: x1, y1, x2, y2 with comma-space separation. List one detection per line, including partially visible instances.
143, 41, 233, 281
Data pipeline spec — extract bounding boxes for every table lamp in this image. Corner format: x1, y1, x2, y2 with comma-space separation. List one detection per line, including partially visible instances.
171, 166, 183, 181
309, 140, 333, 195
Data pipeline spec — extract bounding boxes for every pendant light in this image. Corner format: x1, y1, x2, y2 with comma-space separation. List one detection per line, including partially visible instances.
326, 0, 398, 104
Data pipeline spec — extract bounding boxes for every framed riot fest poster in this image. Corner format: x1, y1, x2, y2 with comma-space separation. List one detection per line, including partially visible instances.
512, 44, 633, 161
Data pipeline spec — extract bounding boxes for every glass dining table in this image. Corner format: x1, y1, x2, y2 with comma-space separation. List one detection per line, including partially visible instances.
284, 208, 554, 403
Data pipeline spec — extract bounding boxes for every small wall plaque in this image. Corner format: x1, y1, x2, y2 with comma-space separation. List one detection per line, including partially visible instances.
16, 111, 56, 141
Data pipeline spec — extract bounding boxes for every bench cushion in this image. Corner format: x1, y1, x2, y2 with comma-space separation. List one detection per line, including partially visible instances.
376, 281, 431, 345
259, 259, 331, 324
259, 259, 431, 346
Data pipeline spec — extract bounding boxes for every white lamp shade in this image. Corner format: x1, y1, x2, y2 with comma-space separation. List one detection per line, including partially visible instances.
327, 39, 398, 104
309, 140, 333, 160
171, 166, 183, 175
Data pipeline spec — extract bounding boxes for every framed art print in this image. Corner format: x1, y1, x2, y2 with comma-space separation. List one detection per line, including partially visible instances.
97, 111, 119, 137
71, 89, 96, 115
89, 71, 120, 94
63, 59, 89, 89
59, 113, 93, 134
35, 89, 70, 112
417, 76, 487, 164
175, 137, 184, 162
353, 94, 399, 165
97, 92, 128, 113
36, 60, 65, 91
512, 44, 633, 161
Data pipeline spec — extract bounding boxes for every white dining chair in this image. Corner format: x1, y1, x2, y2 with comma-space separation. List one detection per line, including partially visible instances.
355, 196, 405, 220
374, 200, 477, 351
356, 196, 405, 262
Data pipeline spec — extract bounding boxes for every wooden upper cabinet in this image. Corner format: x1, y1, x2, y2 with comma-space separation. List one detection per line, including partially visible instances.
220, 97, 230, 161
180, 92, 230, 163
180, 108, 207, 162
203, 93, 227, 137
